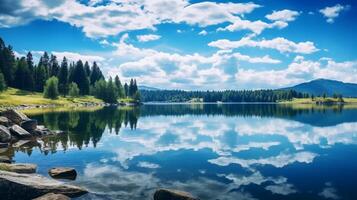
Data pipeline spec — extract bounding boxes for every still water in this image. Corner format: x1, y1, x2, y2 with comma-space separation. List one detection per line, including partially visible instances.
5, 104, 357, 200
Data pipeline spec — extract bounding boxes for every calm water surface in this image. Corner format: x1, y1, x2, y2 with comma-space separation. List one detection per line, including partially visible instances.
4, 104, 357, 200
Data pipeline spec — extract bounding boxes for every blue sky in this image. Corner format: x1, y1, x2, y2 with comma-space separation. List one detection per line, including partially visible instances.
0, 0, 356, 90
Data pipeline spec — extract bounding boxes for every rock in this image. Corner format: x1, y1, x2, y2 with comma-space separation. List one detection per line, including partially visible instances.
0, 147, 9, 154
21, 119, 38, 131
0, 156, 11, 163
2, 109, 30, 124
0, 163, 37, 173
154, 189, 199, 200
0, 170, 87, 199
0, 116, 10, 126
12, 139, 32, 148
32, 193, 70, 200
0, 142, 9, 148
0, 125, 11, 142
49, 167, 77, 180
10, 124, 32, 138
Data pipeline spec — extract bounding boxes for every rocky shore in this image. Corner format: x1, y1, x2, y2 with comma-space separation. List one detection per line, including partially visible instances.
0, 109, 197, 200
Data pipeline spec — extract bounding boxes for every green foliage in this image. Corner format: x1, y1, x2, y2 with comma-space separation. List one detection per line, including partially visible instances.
0, 72, 6, 92
43, 76, 59, 99
68, 82, 80, 97
58, 57, 69, 95
14, 57, 34, 91
34, 64, 48, 92
114, 75, 125, 98
140, 89, 308, 103
93, 78, 119, 103
70, 60, 90, 95
89, 62, 104, 85
0, 38, 16, 86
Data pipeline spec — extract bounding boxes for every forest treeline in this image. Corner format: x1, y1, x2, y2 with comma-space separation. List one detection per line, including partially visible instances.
140, 89, 310, 102
0, 37, 139, 103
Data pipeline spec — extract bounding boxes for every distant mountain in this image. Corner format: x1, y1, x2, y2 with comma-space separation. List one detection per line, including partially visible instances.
283, 79, 357, 97
139, 85, 160, 91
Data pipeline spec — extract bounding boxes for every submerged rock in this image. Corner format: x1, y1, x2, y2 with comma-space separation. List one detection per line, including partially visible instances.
21, 119, 38, 131
32, 193, 70, 200
10, 125, 32, 138
49, 167, 77, 180
0, 171, 87, 199
154, 189, 199, 200
0, 163, 37, 173
2, 109, 30, 124
0, 125, 11, 142
0, 116, 10, 126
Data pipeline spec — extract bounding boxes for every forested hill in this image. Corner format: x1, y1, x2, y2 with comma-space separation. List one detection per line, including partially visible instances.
139, 89, 309, 103
283, 79, 357, 97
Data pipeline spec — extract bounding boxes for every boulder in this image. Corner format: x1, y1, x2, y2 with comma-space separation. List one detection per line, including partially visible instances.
10, 124, 32, 138
21, 119, 38, 131
0, 163, 37, 173
2, 109, 30, 124
0, 116, 10, 126
0, 170, 87, 199
0, 125, 11, 142
49, 167, 77, 180
0, 142, 9, 148
154, 189, 199, 200
0, 156, 11, 164
32, 193, 70, 200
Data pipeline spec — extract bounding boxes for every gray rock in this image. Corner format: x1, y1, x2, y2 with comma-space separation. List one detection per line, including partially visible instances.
0, 125, 11, 142
0, 142, 9, 148
0, 170, 87, 199
154, 189, 199, 200
0, 116, 10, 126
12, 139, 32, 148
0, 163, 37, 173
49, 167, 77, 180
10, 124, 32, 138
2, 109, 30, 124
0, 156, 11, 163
21, 119, 38, 131
32, 193, 70, 200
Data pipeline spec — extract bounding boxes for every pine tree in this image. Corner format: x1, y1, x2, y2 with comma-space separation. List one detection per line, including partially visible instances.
58, 57, 69, 96
26, 52, 34, 72
124, 83, 129, 97
39, 52, 50, 76
90, 62, 104, 85
34, 65, 48, 92
49, 54, 59, 77
0, 40, 16, 86
71, 60, 90, 95
106, 77, 118, 103
43, 76, 59, 99
84, 61, 91, 77
14, 57, 34, 91
0, 72, 6, 92
114, 75, 125, 98
128, 79, 134, 97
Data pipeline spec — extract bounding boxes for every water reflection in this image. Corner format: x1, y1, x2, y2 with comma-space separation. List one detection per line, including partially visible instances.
3, 104, 357, 200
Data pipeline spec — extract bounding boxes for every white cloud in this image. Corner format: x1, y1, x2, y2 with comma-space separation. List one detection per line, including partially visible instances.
51, 51, 105, 63
266, 9, 300, 22
265, 183, 297, 195
137, 161, 160, 169
209, 36, 319, 54
0, 0, 263, 38
198, 30, 208, 36
319, 4, 350, 23
217, 18, 287, 35
137, 34, 161, 42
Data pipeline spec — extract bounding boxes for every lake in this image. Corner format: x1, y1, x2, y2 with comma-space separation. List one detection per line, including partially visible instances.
3, 104, 357, 200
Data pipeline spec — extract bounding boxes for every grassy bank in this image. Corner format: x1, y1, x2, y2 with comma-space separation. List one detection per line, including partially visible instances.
279, 97, 357, 104
0, 88, 103, 107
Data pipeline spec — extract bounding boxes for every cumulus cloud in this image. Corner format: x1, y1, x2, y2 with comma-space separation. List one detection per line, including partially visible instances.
266, 9, 300, 22
0, 0, 262, 38
319, 4, 350, 23
137, 34, 161, 42
208, 36, 319, 54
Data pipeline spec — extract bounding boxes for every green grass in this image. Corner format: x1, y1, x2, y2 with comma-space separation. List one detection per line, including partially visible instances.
279, 97, 357, 104
118, 97, 139, 103
0, 163, 11, 172
0, 88, 103, 107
